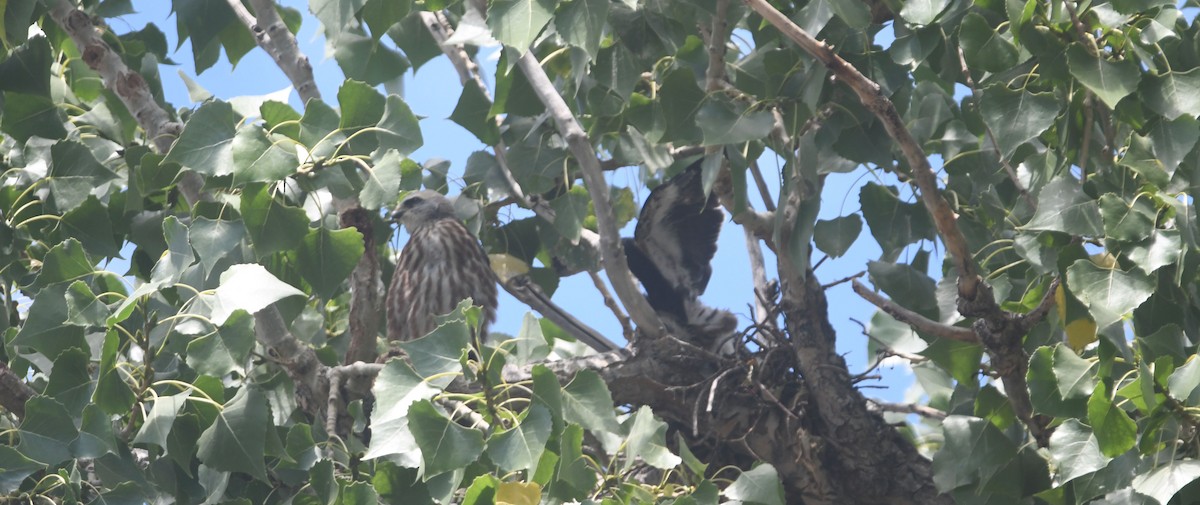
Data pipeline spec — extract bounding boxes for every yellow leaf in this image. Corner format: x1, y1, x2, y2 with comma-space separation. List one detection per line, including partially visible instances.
1065, 318, 1098, 351
1055, 283, 1067, 322
496, 481, 541, 505
1089, 252, 1117, 269
489, 253, 530, 282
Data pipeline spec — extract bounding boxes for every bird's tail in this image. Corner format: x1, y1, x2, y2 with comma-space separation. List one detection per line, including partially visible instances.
682, 299, 739, 354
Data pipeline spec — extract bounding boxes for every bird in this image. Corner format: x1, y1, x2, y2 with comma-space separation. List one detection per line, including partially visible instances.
623, 160, 738, 352
387, 190, 498, 344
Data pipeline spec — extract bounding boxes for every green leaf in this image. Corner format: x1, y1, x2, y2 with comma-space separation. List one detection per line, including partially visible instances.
334, 31, 410, 86
399, 319, 471, 384
920, 338, 983, 384
1047, 419, 1110, 483
1020, 177, 1103, 236
376, 95, 423, 155
310, 0, 366, 39
64, 281, 109, 327
239, 183, 310, 256
190, 217, 246, 277
60, 196, 118, 257
0, 446, 42, 494
867, 260, 939, 320
32, 238, 93, 288
450, 83, 500, 145
0, 35, 51, 96
1131, 460, 1200, 505
1066, 259, 1154, 329
297, 227, 365, 299
487, 404, 552, 472
813, 215, 862, 259
510, 313, 551, 365
1087, 383, 1137, 458
211, 264, 306, 325
556, 0, 610, 57
1065, 44, 1140, 108
362, 150, 405, 210
1, 92, 66, 142
11, 283, 87, 360
408, 400, 485, 477
150, 216, 193, 286
1098, 193, 1155, 242
231, 126, 298, 185
623, 406, 681, 471
696, 94, 775, 146
18, 396, 78, 466
197, 386, 270, 481
1143, 67, 1200, 120
44, 347, 93, 419
979, 85, 1059, 160
931, 416, 1018, 492
549, 186, 590, 245
1119, 116, 1200, 186
1167, 356, 1200, 400
94, 330, 136, 415
658, 67, 705, 144
164, 100, 236, 177
1051, 344, 1097, 401
388, 12, 442, 71
360, 0, 409, 39
561, 370, 621, 436
487, 0, 556, 51
899, 0, 949, 25
187, 309, 256, 377
133, 391, 190, 450
859, 183, 934, 257
959, 13, 1018, 73
724, 464, 785, 505
365, 361, 440, 462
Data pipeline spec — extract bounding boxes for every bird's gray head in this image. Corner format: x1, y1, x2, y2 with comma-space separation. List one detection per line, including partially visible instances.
392, 190, 457, 232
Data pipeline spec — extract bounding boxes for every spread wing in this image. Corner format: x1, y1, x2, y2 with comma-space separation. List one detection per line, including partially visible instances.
631, 160, 724, 296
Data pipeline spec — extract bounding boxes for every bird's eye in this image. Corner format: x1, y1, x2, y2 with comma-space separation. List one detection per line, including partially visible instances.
402, 197, 422, 208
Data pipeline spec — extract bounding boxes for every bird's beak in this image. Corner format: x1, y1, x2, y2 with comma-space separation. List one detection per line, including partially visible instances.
391, 208, 405, 221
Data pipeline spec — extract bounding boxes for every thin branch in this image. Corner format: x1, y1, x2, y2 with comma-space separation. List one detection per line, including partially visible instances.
588, 270, 634, 342
955, 46, 1034, 207
1018, 277, 1061, 331
870, 400, 947, 420
820, 271, 864, 290
0, 361, 33, 419
749, 159, 776, 212
744, 0, 979, 300
744, 227, 774, 327
851, 280, 980, 344
501, 275, 621, 352
514, 51, 664, 338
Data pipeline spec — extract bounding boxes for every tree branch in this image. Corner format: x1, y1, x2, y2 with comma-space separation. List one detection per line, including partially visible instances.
501, 276, 621, 352
237, 0, 321, 103
870, 400, 947, 420
851, 280, 980, 344
514, 51, 664, 339
743, 0, 978, 300
0, 361, 33, 419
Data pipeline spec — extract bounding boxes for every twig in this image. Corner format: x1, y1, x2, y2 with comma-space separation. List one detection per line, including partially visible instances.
325, 366, 343, 457
744, 227, 774, 328
514, 51, 664, 338
588, 270, 634, 342
749, 159, 776, 212
955, 46, 1034, 207
501, 275, 621, 352
851, 280, 980, 344
1017, 277, 1060, 331
1079, 96, 1094, 180
821, 271, 864, 290
870, 400, 947, 420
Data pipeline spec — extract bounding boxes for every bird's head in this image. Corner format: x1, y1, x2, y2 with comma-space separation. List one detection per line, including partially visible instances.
392, 190, 457, 232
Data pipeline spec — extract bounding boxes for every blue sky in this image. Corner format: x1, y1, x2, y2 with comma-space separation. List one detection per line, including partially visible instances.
112, 1, 917, 402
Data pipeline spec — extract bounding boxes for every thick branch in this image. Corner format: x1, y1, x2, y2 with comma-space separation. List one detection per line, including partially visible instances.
852, 280, 980, 344
0, 361, 33, 418
239, 0, 321, 103
514, 51, 664, 338
45, 0, 203, 202
743, 0, 978, 300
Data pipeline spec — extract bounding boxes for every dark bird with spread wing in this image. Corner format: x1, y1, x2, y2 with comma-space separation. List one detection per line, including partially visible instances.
387, 191, 498, 343
623, 161, 738, 351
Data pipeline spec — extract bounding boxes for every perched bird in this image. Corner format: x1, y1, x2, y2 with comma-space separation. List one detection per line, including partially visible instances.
387, 191, 497, 343
623, 161, 738, 351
